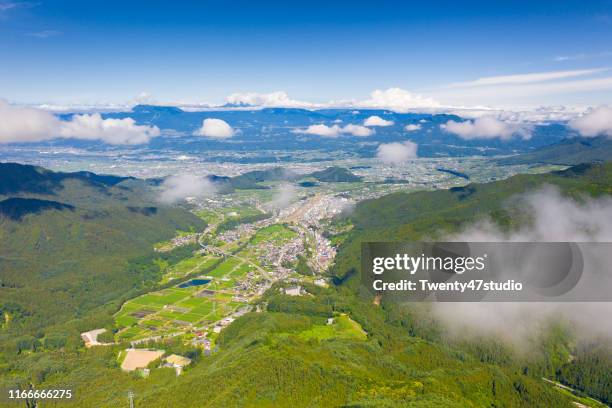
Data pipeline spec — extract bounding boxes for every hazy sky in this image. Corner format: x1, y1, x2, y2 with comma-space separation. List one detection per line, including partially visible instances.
1, 0, 612, 108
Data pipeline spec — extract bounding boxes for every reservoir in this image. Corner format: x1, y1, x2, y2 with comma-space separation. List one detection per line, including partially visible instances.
178, 279, 211, 288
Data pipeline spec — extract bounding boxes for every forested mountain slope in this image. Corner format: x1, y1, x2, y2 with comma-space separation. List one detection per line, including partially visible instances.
497, 136, 612, 166
1, 163, 610, 407
0, 163, 204, 338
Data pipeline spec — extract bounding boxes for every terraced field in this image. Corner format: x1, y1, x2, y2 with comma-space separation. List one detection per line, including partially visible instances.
115, 282, 245, 341
115, 261, 250, 340
114, 223, 301, 341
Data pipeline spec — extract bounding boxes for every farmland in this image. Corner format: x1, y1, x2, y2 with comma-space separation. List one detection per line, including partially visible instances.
114, 221, 300, 342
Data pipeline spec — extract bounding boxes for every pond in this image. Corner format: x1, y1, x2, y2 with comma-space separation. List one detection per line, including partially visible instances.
178, 279, 211, 288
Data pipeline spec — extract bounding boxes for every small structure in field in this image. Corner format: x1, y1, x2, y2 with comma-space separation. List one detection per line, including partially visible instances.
163, 354, 192, 375
283, 286, 302, 296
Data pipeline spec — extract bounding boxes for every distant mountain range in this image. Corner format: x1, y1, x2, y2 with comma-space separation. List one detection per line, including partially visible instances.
223, 166, 363, 191
148, 166, 364, 193
497, 136, 612, 166
49, 105, 576, 160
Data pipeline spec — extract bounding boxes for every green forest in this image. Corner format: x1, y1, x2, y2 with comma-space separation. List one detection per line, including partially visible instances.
0, 162, 611, 407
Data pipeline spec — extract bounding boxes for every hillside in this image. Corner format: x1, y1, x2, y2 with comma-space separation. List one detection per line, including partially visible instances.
0, 163, 204, 338
0, 162, 132, 196
497, 136, 612, 166
330, 162, 612, 404
229, 167, 299, 189
334, 162, 611, 254
309, 166, 362, 182
2, 164, 610, 407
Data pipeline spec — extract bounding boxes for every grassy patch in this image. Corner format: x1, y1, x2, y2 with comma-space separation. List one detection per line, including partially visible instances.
295, 314, 367, 342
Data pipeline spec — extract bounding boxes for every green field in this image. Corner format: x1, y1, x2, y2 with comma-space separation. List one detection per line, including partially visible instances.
112, 225, 297, 341
114, 281, 245, 341
160, 253, 221, 283
251, 224, 297, 244
294, 314, 367, 342
208, 257, 241, 277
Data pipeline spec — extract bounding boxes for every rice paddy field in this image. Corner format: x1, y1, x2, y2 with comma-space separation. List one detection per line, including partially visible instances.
159, 252, 222, 284
114, 223, 298, 342
115, 265, 248, 341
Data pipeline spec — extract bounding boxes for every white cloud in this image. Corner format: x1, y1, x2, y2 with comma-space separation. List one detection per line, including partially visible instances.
364, 115, 394, 127
404, 124, 422, 131
60, 113, 160, 144
269, 183, 297, 210
224, 88, 440, 113
554, 51, 612, 62
446, 68, 608, 88
225, 91, 315, 108
441, 116, 531, 140
158, 174, 217, 204
475, 76, 612, 97
222, 83, 610, 114
342, 124, 375, 137
568, 105, 612, 138
194, 118, 235, 139
0, 2, 18, 11
456, 186, 612, 242
0, 101, 159, 145
433, 187, 612, 343
376, 141, 418, 164
0, 1, 37, 12
360, 88, 441, 112
0, 100, 61, 143
446, 106, 588, 123
219, 87, 598, 115
432, 74, 612, 108
294, 123, 374, 137
130, 91, 155, 105
297, 124, 342, 137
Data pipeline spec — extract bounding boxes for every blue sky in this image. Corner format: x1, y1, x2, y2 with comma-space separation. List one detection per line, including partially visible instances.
1, 0, 612, 108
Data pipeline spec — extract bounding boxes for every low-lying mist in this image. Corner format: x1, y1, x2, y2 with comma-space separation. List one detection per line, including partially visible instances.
432, 185, 612, 346
269, 183, 297, 210
158, 174, 217, 204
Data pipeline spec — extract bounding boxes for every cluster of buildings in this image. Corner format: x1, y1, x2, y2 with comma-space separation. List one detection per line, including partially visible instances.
300, 195, 352, 228
232, 272, 266, 301
212, 316, 235, 333
120, 348, 192, 376
257, 235, 304, 271
217, 223, 256, 243
217, 218, 270, 244
190, 332, 212, 352
169, 234, 197, 247
311, 229, 336, 272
